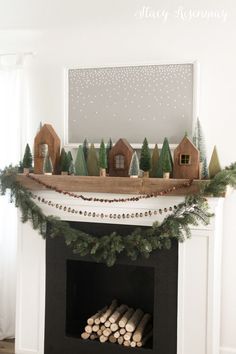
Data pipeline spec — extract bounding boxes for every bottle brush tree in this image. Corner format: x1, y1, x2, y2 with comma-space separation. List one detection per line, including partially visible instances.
193, 118, 208, 178
209, 146, 221, 178
74, 145, 88, 176
162, 150, 172, 178
83, 138, 89, 162
150, 144, 159, 177
67, 151, 74, 175
99, 139, 108, 171
67, 151, 73, 166
156, 138, 173, 178
43, 153, 53, 174
59, 148, 69, 173
140, 138, 151, 173
22, 144, 33, 169
106, 138, 113, 173
87, 143, 99, 176
129, 151, 139, 177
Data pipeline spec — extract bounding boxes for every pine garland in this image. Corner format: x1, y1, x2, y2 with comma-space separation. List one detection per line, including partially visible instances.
1, 163, 236, 266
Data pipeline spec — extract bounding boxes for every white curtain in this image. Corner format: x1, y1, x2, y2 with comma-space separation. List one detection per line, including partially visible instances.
0, 54, 25, 340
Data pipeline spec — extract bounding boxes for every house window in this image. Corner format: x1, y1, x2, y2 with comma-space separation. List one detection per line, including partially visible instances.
180, 154, 191, 165
115, 154, 125, 169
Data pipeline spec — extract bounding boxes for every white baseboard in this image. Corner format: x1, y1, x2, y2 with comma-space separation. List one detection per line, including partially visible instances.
221, 347, 236, 354
15, 348, 39, 354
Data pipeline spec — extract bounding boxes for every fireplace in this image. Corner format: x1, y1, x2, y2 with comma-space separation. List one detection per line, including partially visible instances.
44, 221, 178, 354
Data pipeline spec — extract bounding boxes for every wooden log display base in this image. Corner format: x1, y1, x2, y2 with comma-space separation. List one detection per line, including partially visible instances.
80, 300, 153, 349
16, 174, 213, 196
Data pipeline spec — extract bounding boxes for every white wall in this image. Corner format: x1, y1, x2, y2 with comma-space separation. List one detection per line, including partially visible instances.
0, 0, 236, 352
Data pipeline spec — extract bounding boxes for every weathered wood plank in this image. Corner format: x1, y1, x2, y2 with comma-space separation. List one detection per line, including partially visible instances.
14, 174, 213, 196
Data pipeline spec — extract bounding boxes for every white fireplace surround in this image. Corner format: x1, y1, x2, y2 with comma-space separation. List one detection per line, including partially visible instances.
15, 191, 224, 354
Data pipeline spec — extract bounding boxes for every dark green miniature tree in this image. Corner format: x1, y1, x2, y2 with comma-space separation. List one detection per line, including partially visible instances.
74, 145, 88, 176
162, 150, 172, 178
69, 160, 75, 175
129, 152, 139, 177
150, 144, 159, 177
67, 151, 73, 166
209, 146, 221, 178
67, 151, 74, 175
87, 143, 99, 176
140, 138, 151, 173
99, 139, 108, 170
106, 138, 113, 173
59, 148, 69, 173
83, 138, 89, 162
193, 118, 208, 178
22, 144, 33, 169
156, 138, 173, 178
43, 153, 53, 174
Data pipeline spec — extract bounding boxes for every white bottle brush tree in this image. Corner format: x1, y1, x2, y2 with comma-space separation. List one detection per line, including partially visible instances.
193, 118, 208, 179
129, 151, 140, 177
43, 153, 53, 174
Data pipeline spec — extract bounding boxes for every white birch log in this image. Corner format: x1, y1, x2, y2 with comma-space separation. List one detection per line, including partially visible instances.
136, 329, 153, 348
100, 300, 118, 323
81, 332, 90, 340
92, 324, 100, 333
110, 323, 119, 332
103, 328, 112, 337
84, 325, 93, 334
124, 332, 132, 341
109, 335, 117, 343
99, 335, 108, 343
87, 306, 108, 325
97, 329, 102, 336
131, 341, 137, 347
114, 331, 120, 339
104, 320, 111, 328
123, 340, 131, 347
119, 308, 134, 328
109, 304, 128, 324
117, 336, 124, 345
119, 328, 126, 335
125, 309, 144, 333
90, 333, 98, 340
132, 313, 151, 342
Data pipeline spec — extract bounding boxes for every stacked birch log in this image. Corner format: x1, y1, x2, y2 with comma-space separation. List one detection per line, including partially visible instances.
81, 300, 152, 348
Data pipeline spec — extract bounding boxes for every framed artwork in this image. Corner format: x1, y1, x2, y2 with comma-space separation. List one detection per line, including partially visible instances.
64, 62, 199, 146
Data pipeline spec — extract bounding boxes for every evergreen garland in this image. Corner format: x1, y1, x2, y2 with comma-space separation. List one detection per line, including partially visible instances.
1, 163, 236, 266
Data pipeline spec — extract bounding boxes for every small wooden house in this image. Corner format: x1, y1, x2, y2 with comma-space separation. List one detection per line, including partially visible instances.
173, 136, 200, 180
34, 124, 61, 174
109, 138, 133, 177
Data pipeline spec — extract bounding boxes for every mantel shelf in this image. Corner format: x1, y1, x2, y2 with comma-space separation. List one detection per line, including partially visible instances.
16, 174, 212, 196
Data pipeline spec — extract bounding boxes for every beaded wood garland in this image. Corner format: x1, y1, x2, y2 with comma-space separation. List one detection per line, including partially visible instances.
32, 194, 178, 220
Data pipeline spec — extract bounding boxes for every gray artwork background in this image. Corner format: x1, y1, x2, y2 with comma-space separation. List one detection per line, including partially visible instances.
68, 64, 193, 144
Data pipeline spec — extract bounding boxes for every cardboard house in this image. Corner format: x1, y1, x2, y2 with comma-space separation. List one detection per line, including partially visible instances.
34, 124, 61, 174
109, 138, 133, 177
173, 136, 200, 179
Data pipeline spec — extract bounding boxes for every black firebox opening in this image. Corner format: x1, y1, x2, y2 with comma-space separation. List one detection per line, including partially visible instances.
45, 221, 178, 354
66, 259, 154, 348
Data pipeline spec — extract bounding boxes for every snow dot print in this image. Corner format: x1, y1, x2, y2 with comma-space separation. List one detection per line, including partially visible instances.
68, 63, 194, 144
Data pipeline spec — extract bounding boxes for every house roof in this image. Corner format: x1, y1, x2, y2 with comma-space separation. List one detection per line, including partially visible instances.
35, 124, 60, 143
176, 136, 199, 152
112, 138, 133, 152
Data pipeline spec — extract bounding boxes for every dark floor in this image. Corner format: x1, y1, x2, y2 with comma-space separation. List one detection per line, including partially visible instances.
0, 340, 14, 354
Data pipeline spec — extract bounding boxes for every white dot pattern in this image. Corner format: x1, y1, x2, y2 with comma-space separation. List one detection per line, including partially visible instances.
68, 64, 193, 143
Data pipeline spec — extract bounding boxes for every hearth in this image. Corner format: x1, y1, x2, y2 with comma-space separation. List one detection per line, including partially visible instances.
45, 222, 178, 354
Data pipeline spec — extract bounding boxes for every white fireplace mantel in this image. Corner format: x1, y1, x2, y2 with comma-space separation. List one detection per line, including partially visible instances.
15, 191, 225, 354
